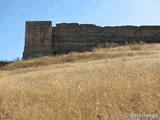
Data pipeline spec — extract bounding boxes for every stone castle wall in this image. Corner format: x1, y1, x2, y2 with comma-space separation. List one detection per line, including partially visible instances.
23, 21, 160, 59
23, 21, 53, 59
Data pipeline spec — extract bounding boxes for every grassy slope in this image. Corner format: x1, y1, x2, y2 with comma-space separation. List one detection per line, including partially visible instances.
0, 44, 160, 120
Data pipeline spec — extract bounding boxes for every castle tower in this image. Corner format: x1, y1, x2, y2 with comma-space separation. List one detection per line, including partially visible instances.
23, 21, 53, 59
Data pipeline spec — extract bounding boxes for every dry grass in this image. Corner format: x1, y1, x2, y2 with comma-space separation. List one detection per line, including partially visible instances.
0, 44, 160, 120
125, 41, 146, 51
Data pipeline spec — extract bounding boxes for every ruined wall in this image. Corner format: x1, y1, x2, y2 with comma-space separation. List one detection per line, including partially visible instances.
52, 23, 106, 54
23, 21, 53, 59
52, 23, 160, 54
23, 21, 160, 59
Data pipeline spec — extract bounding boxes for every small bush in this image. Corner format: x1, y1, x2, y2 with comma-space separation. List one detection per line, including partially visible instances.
0, 61, 11, 68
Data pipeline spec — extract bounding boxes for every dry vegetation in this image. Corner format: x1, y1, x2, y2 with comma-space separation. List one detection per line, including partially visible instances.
0, 43, 160, 120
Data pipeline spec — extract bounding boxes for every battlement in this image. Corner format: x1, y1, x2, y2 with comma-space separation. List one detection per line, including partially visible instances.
23, 21, 160, 59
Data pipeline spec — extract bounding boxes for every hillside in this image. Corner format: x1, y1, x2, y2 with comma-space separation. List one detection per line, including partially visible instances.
0, 43, 160, 120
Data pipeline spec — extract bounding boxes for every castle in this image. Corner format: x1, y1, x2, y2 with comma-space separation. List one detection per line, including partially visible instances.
23, 21, 160, 59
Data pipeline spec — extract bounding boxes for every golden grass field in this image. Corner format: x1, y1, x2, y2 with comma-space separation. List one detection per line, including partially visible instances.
0, 43, 160, 120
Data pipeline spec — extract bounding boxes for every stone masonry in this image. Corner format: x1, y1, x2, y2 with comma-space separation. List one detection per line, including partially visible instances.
23, 21, 160, 59
23, 21, 52, 59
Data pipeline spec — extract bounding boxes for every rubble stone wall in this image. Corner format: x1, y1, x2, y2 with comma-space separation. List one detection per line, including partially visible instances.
23, 21, 53, 59
23, 21, 160, 59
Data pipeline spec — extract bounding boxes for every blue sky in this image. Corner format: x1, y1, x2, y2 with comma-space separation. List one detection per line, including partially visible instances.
0, 0, 160, 61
